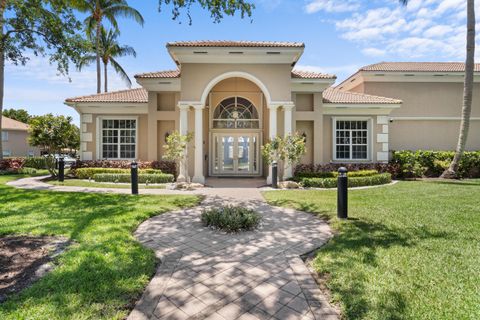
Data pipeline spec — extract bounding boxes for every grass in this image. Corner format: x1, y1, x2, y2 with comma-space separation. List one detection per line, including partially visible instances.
47, 179, 166, 189
0, 174, 200, 320
263, 180, 480, 320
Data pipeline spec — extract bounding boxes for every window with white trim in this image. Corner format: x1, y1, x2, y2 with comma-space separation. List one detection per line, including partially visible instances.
101, 119, 136, 159
334, 119, 370, 160
1, 131, 8, 141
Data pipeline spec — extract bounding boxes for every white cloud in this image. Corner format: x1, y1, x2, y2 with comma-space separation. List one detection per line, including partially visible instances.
423, 25, 453, 38
362, 48, 386, 57
305, 0, 360, 14
306, 0, 480, 60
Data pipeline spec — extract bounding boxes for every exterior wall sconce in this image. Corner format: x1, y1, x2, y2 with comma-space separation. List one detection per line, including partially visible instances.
302, 132, 307, 142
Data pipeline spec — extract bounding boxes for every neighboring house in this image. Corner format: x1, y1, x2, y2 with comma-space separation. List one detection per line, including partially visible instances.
1, 116, 38, 157
65, 41, 479, 183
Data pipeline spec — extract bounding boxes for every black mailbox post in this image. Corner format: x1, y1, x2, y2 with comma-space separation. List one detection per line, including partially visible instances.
131, 161, 139, 195
272, 161, 278, 189
337, 167, 348, 219
58, 157, 65, 182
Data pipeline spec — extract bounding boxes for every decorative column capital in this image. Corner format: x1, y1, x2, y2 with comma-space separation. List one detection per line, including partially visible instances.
192, 104, 205, 110
283, 103, 295, 111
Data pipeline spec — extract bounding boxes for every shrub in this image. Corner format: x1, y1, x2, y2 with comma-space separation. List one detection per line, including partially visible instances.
0, 158, 25, 172
75, 168, 164, 179
70, 160, 177, 177
201, 206, 261, 232
93, 173, 174, 184
391, 150, 480, 178
301, 173, 392, 188
23, 157, 47, 169
293, 169, 379, 181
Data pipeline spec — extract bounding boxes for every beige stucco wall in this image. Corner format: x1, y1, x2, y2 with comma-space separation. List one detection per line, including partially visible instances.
2, 130, 39, 157
180, 63, 292, 102
360, 81, 480, 150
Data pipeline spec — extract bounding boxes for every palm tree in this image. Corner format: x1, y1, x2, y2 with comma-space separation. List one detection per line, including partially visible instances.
74, 0, 143, 93
80, 28, 136, 92
399, 0, 476, 178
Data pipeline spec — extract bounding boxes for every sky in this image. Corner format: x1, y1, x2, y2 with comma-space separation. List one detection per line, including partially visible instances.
4, 0, 480, 125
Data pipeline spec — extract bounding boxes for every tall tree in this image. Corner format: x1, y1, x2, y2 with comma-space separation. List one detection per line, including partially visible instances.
0, 0, 86, 160
2, 108, 32, 123
441, 0, 476, 178
74, 0, 144, 94
399, 0, 476, 178
79, 28, 136, 92
158, 0, 254, 23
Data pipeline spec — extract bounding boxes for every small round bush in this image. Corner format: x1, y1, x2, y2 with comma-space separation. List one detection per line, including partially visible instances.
201, 206, 261, 232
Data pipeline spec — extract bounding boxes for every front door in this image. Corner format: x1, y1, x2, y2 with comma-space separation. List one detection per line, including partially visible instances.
212, 133, 260, 176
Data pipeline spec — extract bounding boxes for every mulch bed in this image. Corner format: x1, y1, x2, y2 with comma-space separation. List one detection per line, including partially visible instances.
0, 236, 69, 303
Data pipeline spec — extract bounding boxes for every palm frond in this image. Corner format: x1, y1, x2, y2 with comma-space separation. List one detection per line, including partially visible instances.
77, 55, 97, 71
105, 5, 145, 26
110, 58, 133, 88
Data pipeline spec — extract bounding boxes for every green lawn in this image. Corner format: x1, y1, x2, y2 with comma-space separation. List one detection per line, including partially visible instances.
264, 180, 480, 320
48, 179, 166, 189
0, 174, 200, 320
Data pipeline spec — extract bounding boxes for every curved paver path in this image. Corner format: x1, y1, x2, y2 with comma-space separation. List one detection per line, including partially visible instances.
8, 176, 338, 319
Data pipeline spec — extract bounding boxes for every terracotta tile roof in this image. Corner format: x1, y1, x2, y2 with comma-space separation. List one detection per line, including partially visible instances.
167, 40, 305, 48
361, 62, 480, 73
135, 69, 335, 80
65, 88, 148, 103
1, 116, 29, 131
292, 70, 336, 80
135, 70, 181, 79
323, 88, 402, 104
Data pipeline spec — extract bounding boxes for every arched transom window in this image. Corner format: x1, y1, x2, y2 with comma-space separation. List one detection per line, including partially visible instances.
213, 97, 259, 129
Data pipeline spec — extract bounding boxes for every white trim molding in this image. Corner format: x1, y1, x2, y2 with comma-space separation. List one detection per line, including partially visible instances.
200, 71, 273, 105
391, 116, 480, 121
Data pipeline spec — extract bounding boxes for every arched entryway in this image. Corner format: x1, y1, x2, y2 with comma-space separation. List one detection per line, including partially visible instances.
207, 77, 266, 177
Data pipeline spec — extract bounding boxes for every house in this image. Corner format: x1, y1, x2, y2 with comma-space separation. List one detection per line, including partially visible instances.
65, 41, 479, 183
1, 116, 39, 157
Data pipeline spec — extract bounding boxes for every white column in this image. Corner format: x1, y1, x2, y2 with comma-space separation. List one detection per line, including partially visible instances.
283, 103, 294, 179
266, 104, 280, 184
192, 104, 205, 184
177, 104, 190, 182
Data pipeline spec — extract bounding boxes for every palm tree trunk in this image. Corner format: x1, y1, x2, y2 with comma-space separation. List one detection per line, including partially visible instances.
441, 0, 476, 178
104, 61, 108, 92
96, 21, 102, 93
0, 0, 6, 160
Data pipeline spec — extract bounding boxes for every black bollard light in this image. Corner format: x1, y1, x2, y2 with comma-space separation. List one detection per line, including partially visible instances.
337, 167, 348, 219
58, 157, 65, 182
131, 161, 139, 195
272, 161, 278, 189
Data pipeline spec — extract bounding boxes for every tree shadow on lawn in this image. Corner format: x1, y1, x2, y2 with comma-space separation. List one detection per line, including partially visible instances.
0, 185, 199, 318
269, 196, 455, 320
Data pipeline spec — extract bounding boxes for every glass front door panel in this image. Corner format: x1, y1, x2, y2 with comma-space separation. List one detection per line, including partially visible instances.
237, 136, 250, 172
221, 136, 235, 172
213, 133, 259, 175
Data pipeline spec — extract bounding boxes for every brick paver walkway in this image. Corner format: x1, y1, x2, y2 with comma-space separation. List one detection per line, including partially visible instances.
9, 176, 339, 319
128, 191, 338, 320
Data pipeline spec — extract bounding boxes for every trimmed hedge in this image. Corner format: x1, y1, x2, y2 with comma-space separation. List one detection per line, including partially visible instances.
74, 168, 164, 179
301, 173, 392, 188
71, 160, 177, 177
391, 150, 480, 178
93, 173, 174, 184
294, 169, 379, 180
